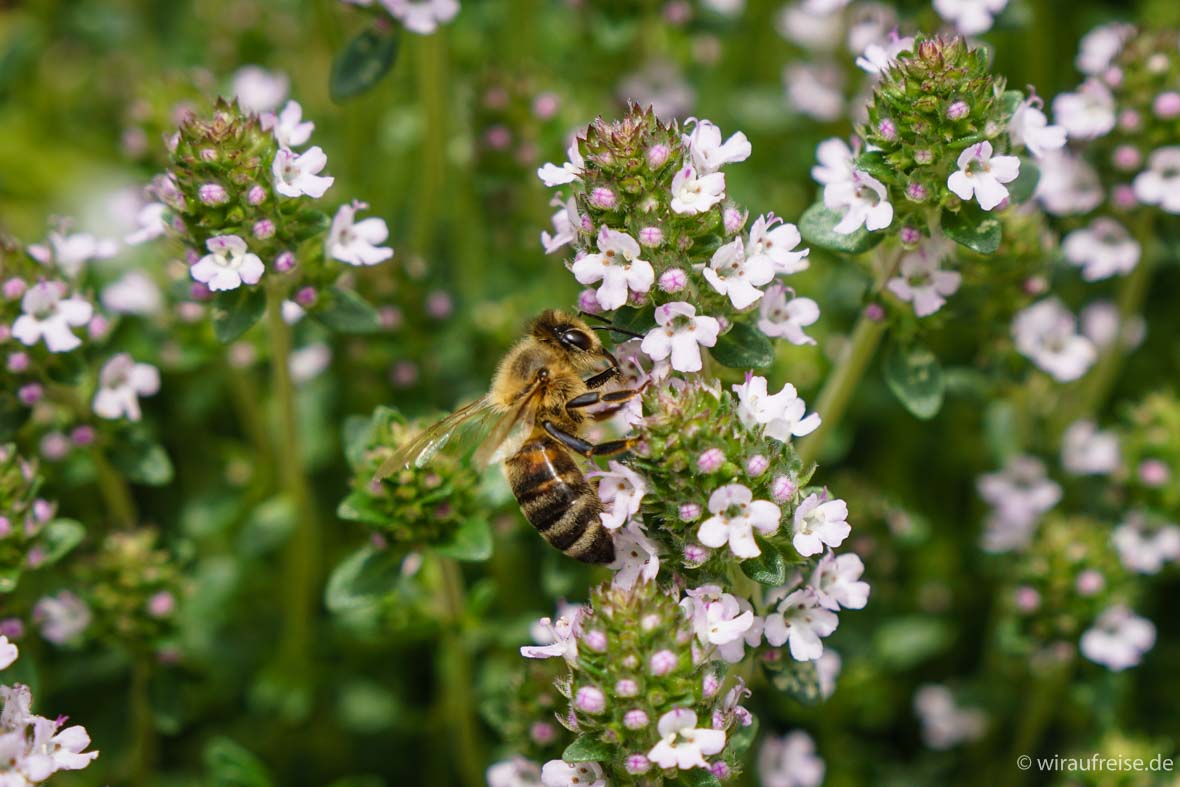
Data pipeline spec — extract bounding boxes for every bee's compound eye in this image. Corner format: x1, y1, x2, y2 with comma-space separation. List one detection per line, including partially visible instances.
561, 330, 593, 351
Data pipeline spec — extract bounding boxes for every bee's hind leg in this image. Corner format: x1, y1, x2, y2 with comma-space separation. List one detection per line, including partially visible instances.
541, 420, 637, 458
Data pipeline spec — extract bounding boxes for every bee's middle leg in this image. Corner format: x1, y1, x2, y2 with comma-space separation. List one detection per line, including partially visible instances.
542, 420, 636, 457
565, 387, 642, 412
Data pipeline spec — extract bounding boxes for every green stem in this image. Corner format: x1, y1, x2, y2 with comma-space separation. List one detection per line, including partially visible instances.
91, 446, 137, 529
129, 656, 155, 786
437, 557, 484, 786
412, 33, 448, 255
266, 285, 321, 679
1003, 660, 1072, 787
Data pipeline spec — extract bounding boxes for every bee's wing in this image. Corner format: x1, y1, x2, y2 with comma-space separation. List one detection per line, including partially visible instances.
371, 395, 498, 482
471, 380, 544, 471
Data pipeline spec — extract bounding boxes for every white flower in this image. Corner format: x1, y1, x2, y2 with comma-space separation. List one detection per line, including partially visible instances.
1063, 218, 1140, 281
28, 231, 117, 278
1080, 605, 1156, 671
11, 281, 93, 353
383, 0, 460, 35
647, 708, 726, 770
487, 757, 543, 787
811, 552, 870, 610
776, 1, 843, 51
1035, 150, 1104, 215
1112, 513, 1180, 575
681, 585, 758, 658
747, 214, 809, 275
272, 146, 334, 199
231, 65, 288, 113
102, 271, 163, 316
1009, 97, 1067, 159
811, 137, 854, 186
758, 284, 819, 345
697, 484, 781, 559
541, 196, 579, 254
0, 635, 16, 670
733, 375, 821, 442
816, 649, 842, 698
947, 141, 1021, 211
670, 165, 726, 214
327, 200, 394, 266
784, 62, 845, 122
1076, 23, 1133, 75
572, 228, 654, 310
595, 460, 647, 529
520, 607, 583, 663
701, 238, 774, 309
20, 717, 99, 780
764, 588, 838, 661
1052, 79, 1117, 140
262, 100, 314, 148
1011, 298, 1097, 382
290, 343, 332, 384
758, 731, 825, 787
92, 354, 160, 422
1061, 420, 1120, 476
792, 493, 850, 556
886, 238, 961, 317
125, 202, 169, 246
914, 685, 987, 749
977, 455, 1061, 552
1132, 146, 1180, 214
641, 302, 720, 373
33, 591, 91, 645
537, 141, 584, 187
190, 235, 265, 292
855, 32, 914, 74
684, 118, 751, 173
933, 0, 1007, 35
610, 522, 660, 590
825, 170, 893, 234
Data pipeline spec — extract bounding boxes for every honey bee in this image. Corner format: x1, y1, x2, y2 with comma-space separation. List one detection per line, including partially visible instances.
374, 310, 644, 564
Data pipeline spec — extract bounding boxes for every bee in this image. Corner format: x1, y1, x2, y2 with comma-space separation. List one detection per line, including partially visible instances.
374, 310, 645, 564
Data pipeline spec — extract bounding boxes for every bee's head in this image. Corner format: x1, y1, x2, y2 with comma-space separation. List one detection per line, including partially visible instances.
531, 310, 614, 371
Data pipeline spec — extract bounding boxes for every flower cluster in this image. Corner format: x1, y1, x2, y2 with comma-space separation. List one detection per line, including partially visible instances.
339, 406, 481, 548
1118, 391, 1180, 517
0, 446, 81, 594
0, 637, 99, 783
539, 105, 817, 371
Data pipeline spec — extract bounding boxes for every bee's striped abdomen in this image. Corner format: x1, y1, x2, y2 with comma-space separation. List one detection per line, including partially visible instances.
506, 436, 615, 564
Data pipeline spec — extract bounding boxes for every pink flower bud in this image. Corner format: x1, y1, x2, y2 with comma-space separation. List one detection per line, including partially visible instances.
247, 185, 267, 205
426, 291, 453, 319
1153, 91, 1180, 119
746, 454, 769, 477
1014, 586, 1040, 613
640, 613, 661, 632
583, 629, 608, 652
623, 709, 649, 729
913, 149, 934, 165
1139, 459, 1170, 487
1112, 145, 1141, 171
1103, 66, 1123, 87
88, 316, 110, 340
71, 425, 96, 446
946, 100, 970, 120
905, 182, 929, 202
649, 649, 677, 676
639, 226, 664, 247
574, 686, 606, 714
532, 92, 559, 119
702, 673, 720, 697
646, 144, 671, 169
1075, 570, 1104, 596
1118, 109, 1141, 132
0, 618, 23, 639
0, 518, 9, 538
0, 325, 8, 343
7, 352, 29, 373
198, 183, 229, 205
723, 207, 746, 234
877, 118, 897, 141
3, 278, 27, 300
710, 762, 731, 779
577, 289, 601, 314
589, 187, 617, 209
190, 282, 212, 301
899, 226, 922, 246
147, 591, 176, 618
683, 544, 709, 567
530, 722, 556, 745
379, 306, 403, 329
771, 475, 796, 502
625, 755, 652, 774
252, 219, 275, 239
679, 502, 701, 522
615, 679, 639, 697
40, 433, 69, 461
18, 384, 42, 406
658, 267, 687, 292
697, 448, 724, 473
31, 499, 52, 523
391, 360, 419, 387
1111, 184, 1137, 210
199, 148, 218, 162
274, 251, 296, 273
295, 287, 318, 307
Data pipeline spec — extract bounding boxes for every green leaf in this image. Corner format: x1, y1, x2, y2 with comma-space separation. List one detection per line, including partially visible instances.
710, 322, 774, 369
0, 566, 20, 594
337, 490, 387, 526
203, 737, 274, 787
799, 202, 886, 255
726, 714, 759, 759
942, 205, 1002, 255
315, 288, 381, 334
873, 616, 952, 668
611, 304, 655, 334
109, 439, 174, 486
238, 497, 296, 556
330, 27, 400, 101
39, 519, 85, 564
678, 770, 723, 787
883, 342, 945, 420
562, 734, 615, 763
740, 539, 788, 585
324, 546, 402, 613
212, 287, 266, 343
1000, 89, 1024, 117
434, 517, 492, 562
854, 150, 892, 181
1007, 159, 1040, 204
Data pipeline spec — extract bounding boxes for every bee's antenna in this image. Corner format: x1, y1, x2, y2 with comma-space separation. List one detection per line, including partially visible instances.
578, 311, 613, 325
590, 325, 644, 340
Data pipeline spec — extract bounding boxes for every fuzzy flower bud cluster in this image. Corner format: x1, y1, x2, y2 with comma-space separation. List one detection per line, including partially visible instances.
0, 446, 70, 591
340, 406, 480, 548
539, 105, 817, 371
1118, 391, 1180, 517
82, 529, 184, 653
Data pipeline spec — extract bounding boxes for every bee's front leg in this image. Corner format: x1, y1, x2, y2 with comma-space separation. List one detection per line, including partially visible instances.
541, 420, 636, 458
